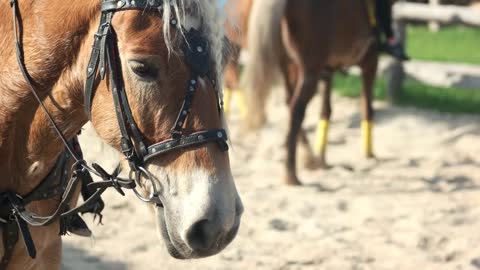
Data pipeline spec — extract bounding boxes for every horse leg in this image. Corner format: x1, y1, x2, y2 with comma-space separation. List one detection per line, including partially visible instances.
280, 61, 317, 169
223, 82, 233, 115
299, 125, 316, 170
223, 60, 237, 116
286, 69, 319, 185
360, 47, 378, 159
223, 44, 247, 118
313, 74, 332, 168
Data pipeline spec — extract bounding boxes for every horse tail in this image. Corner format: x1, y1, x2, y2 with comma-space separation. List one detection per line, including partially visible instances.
243, 0, 287, 129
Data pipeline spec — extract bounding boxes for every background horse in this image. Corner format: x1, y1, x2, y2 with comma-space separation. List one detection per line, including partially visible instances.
0, 0, 242, 268
222, 0, 253, 116
241, 0, 378, 185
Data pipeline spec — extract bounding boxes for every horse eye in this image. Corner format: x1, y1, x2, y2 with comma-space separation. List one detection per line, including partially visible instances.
129, 60, 157, 79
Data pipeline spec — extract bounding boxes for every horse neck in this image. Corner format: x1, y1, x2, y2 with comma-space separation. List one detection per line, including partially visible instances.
0, 0, 100, 195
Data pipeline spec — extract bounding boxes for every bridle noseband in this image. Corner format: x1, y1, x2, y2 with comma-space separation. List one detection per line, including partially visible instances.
84, 0, 229, 202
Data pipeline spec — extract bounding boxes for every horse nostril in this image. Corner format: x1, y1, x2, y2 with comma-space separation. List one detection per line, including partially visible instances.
186, 219, 215, 251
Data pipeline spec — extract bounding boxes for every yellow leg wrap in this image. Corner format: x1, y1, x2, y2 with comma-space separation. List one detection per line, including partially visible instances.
362, 120, 374, 157
366, 0, 377, 27
314, 120, 330, 156
234, 90, 248, 118
224, 88, 232, 115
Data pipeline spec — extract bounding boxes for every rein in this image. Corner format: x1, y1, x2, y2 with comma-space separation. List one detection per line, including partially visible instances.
4, 0, 228, 267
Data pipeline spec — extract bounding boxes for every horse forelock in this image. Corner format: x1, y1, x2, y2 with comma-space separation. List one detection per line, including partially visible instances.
161, 0, 228, 129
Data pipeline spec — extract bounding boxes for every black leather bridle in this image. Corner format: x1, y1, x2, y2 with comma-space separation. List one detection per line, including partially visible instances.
84, 0, 229, 203
4, 0, 228, 265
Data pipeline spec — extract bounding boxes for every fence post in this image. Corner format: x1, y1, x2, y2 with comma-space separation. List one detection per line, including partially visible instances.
428, 0, 440, 32
385, 19, 406, 103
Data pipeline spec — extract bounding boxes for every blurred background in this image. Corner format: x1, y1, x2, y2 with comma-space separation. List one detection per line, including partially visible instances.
63, 1, 480, 269
337, 0, 480, 114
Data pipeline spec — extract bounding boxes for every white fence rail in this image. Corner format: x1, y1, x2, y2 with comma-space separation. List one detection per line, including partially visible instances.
386, 2, 480, 101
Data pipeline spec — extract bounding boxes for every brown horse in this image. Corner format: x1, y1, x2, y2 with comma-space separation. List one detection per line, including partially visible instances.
222, 0, 252, 117
0, 0, 243, 268
239, 0, 378, 185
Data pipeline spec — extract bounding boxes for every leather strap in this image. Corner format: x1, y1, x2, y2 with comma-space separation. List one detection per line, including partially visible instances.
12, 206, 36, 258
106, 30, 147, 168
84, 12, 112, 119
0, 137, 111, 267
102, 0, 164, 12
10, 0, 81, 162
170, 76, 198, 137
0, 221, 19, 269
144, 129, 228, 162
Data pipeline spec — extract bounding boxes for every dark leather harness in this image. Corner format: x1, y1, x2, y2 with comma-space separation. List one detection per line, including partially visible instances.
4, 0, 228, 268
0, 138, 104, 268
84, 0, 228, 204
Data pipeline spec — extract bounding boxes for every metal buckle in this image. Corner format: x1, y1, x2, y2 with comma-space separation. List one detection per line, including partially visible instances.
121, 137, 135, 159
94, 22, 111, 39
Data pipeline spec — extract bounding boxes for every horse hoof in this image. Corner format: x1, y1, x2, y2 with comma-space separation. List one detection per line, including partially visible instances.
304, 157, 330, 170
366, 153, 376, 160
285, 175, 302, 186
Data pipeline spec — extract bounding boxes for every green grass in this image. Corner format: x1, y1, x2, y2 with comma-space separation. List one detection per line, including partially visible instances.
334, 74, 480, 114
407, 25, 480, 65
399, 79, 480, 114
330, 25, 480, 114
333, 74, 387, 100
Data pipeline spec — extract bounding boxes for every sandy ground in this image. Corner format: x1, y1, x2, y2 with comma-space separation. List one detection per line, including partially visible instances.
62, 89, 480, 270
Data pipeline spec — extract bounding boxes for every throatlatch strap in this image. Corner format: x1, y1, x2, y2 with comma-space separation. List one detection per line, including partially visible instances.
84, 12, 113, 119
